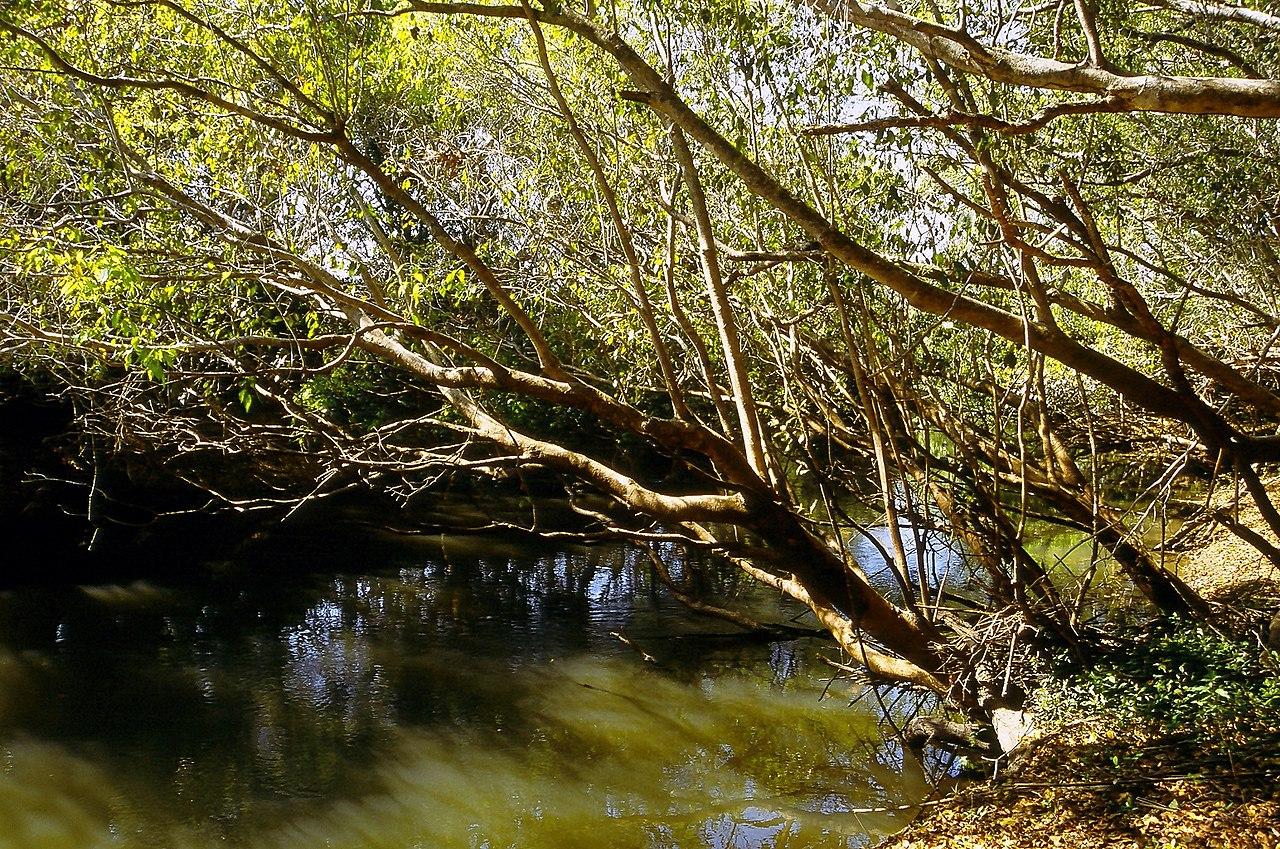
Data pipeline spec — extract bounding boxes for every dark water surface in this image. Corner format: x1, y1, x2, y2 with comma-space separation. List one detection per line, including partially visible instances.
0, 523, 929, 848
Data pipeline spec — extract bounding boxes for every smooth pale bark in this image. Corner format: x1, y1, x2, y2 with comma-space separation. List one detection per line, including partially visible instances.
404, 5, 1248, 450
689, 525, 949, 694
1151, 0, 1280, 32
668, 128, 772, 481
661, 185, 739, 436
358, 321, 755, 524
802, 0, 1280, 118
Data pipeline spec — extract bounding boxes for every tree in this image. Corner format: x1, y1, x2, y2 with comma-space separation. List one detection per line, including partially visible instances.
3, 0, 1279, 732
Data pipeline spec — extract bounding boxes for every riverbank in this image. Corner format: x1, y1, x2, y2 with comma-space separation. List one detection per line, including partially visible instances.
878, 510, 1280, 849
881, 718, 1279, 848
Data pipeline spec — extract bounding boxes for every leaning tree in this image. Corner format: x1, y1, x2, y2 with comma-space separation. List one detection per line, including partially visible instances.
3, 0, 1280, 734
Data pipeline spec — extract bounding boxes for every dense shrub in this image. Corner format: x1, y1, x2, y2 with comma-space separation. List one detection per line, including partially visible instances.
1037, 620, 1280, 741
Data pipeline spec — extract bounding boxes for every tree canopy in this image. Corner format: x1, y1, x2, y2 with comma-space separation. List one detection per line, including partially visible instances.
4, 0, 1280, 729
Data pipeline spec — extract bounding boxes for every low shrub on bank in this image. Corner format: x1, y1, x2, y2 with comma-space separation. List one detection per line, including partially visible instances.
1035, 619, 1280, 745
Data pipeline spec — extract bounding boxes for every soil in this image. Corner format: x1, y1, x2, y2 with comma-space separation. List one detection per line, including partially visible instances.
1178, 497, 1280, 609
875, 500, 1280, 849
879, 725, 1280, 849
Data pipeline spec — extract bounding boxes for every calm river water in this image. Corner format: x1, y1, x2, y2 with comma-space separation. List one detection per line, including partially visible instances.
0, 520, 932, 848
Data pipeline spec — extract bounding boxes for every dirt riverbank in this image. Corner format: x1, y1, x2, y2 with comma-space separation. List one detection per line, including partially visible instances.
877, 506, 1280, 849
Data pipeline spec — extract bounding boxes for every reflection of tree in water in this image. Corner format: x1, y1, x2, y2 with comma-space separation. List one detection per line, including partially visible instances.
768, 640, 803, 685
217, 543, 670, 815
0, 542, 713, 816
0, 535, 933, 846
851, 521, 971, 605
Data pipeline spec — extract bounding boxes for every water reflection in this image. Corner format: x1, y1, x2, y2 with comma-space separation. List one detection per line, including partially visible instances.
851, 521, 971, 604
0, 526, 929, 848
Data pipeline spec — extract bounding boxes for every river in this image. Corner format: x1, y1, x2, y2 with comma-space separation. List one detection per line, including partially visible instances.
0, 516, 934, 848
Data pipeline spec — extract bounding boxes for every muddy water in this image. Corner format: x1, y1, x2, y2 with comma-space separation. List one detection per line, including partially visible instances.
0, 527, 930, 848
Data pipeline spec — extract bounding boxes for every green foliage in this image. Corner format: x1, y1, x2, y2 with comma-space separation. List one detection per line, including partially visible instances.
296, 362, 427, 432
1038, 621, 1280, 741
